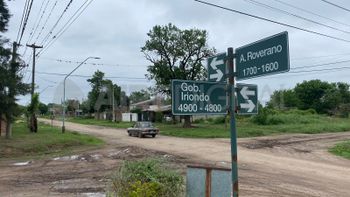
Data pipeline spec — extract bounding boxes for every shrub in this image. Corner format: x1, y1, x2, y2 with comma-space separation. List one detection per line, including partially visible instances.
213, 116, 226, 124
155, 112, 163, 123
108, 159, 184, 197
193, 118, 205, 124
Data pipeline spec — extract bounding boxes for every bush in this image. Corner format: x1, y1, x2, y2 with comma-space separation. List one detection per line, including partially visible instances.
155, 112, 163, 123
108, 159, 184, 197
213, 116, 226, 124
193, 118, 205, 124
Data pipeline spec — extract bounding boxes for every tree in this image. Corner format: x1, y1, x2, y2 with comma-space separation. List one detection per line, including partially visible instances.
129, 89, 151, 104
26, 93, 39, 133
38, 102, 49, 115
141, 23, 215, 127
86, 70, 127, 119
0, 1, 30, 138
294, 80, 334, 113
267, 89, 300, 109
0, 0, 10, 32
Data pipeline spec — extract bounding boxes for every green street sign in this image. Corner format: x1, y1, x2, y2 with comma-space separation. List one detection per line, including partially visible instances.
236, 83, 258, 115
172, 80, 227, 115
207, 53, 226, 82
236, 32, 290, 80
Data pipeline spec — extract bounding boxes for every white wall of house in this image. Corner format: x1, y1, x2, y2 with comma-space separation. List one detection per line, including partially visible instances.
122, 113, 138, 122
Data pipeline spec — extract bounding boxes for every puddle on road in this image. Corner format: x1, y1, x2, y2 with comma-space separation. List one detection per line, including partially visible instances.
80, 193, 105, 197
13, 161, 33, 166
52, 154, 103, 162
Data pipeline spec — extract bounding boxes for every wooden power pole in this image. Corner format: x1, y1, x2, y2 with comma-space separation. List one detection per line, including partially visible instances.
26, 44, 43, 99
26, 44, 43, 133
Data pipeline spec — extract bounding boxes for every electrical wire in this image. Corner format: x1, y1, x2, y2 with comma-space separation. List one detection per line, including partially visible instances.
292, 52, 350, 60
320, 0, 350, 13
17, 0, 35, 44
22, 0, 48, 56
272, 0, 350, 28
244, 0, 350, 35
34, 0, 58, 43
40, 0, 74, 46
28, 71, 147, 80
26, 0, 51, 45
193, 0, 350, 43
40, 57, 147, 67
16, 0, 30, 43
37, 0, 95, 57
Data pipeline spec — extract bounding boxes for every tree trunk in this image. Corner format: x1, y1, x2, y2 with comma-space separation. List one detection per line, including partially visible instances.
5, 121, 12, 139
183, 115, 192, 128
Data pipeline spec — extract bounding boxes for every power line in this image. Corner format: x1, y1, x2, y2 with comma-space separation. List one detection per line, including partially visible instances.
23, 0, 48, 56
244, 0, 350, 35
291, 59, 350, 70
16, 0, 30, 43
272, 0, 350, 28
292, 52, 350, 60
193, 0, 350, 43
40, 0, 74, 46
37, 0, 95, 57
25, 0, 51, 46
34, 0, 58, 43
29, 71, 147, 80
40, 57, 147, 67
320, 0, 350, 13
17, 0, 35, 44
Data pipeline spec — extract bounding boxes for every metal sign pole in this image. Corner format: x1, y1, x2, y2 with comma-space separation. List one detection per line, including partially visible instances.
227, 47, 239, 196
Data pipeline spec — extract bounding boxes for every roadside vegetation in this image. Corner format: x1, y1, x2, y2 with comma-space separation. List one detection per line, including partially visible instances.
159, 110, 350, 138
0, 120, 104, 160
108, 159, 184, 197
329, 141, 350, 159
67, 117, 133, 128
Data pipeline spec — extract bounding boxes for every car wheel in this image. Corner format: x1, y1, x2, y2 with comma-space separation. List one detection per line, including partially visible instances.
151, 134, 156, 138
128, 132, 131, 136
138, 132, 143, 138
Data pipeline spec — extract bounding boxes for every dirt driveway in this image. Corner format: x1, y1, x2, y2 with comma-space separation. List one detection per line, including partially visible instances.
1, 119, 350, 196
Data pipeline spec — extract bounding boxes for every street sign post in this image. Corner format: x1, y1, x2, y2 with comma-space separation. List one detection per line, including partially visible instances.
207, 53, 226, 82
171, 80, 227, 115
172, 31, 290, 197
236, 31, 290, 80
236, 83, 258, 115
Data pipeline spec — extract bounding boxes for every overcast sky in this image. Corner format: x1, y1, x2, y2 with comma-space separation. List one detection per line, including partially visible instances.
4, 0, 350, 105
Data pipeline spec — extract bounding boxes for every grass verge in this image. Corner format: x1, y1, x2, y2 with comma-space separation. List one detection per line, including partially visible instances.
329, 141, 350, 159
159, 115, 350, 138
0, 120, 104, 160
67, 117, 133, 129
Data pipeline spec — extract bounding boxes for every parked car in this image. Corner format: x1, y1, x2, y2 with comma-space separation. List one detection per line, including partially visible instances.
127, 121, 159, 138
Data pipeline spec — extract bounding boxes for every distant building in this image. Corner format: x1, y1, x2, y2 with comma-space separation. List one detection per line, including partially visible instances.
130, 97, 171, 122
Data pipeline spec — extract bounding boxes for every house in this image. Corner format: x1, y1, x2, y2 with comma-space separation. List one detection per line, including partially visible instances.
130, 97, 172, 122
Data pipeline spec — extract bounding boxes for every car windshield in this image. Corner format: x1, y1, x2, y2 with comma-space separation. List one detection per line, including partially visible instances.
139, 122, 153, 128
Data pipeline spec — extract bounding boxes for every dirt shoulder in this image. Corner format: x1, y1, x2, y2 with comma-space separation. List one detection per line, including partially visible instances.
1, 119, 350, 197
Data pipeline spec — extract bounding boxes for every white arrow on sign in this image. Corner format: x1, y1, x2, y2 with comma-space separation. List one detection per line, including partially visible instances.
209, 57, 224, 82
240, 86, 255, 99
240, 100, 255, 112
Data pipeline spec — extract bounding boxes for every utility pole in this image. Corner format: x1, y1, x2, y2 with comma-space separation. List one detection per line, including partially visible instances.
26, 44, 43, 99
112, 85, 115, 122
26, 44, 43, 133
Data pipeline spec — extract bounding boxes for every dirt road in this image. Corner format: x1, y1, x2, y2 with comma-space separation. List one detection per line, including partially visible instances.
2, 119, 350, 196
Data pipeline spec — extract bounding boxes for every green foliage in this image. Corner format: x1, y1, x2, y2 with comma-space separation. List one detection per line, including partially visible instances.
129, 89, 151, 104
155, 112, 163, 123
38, 102, 48, 115
141, 23, 215, 95
0, 121, 104, 159
27, 93, 40, 115
267, 89, 300, 109
109, 159, 184, 197
0, 0, 10, 32
213, 116, 226, 124
329, 141, 350, 159
86, 70, 128, 113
